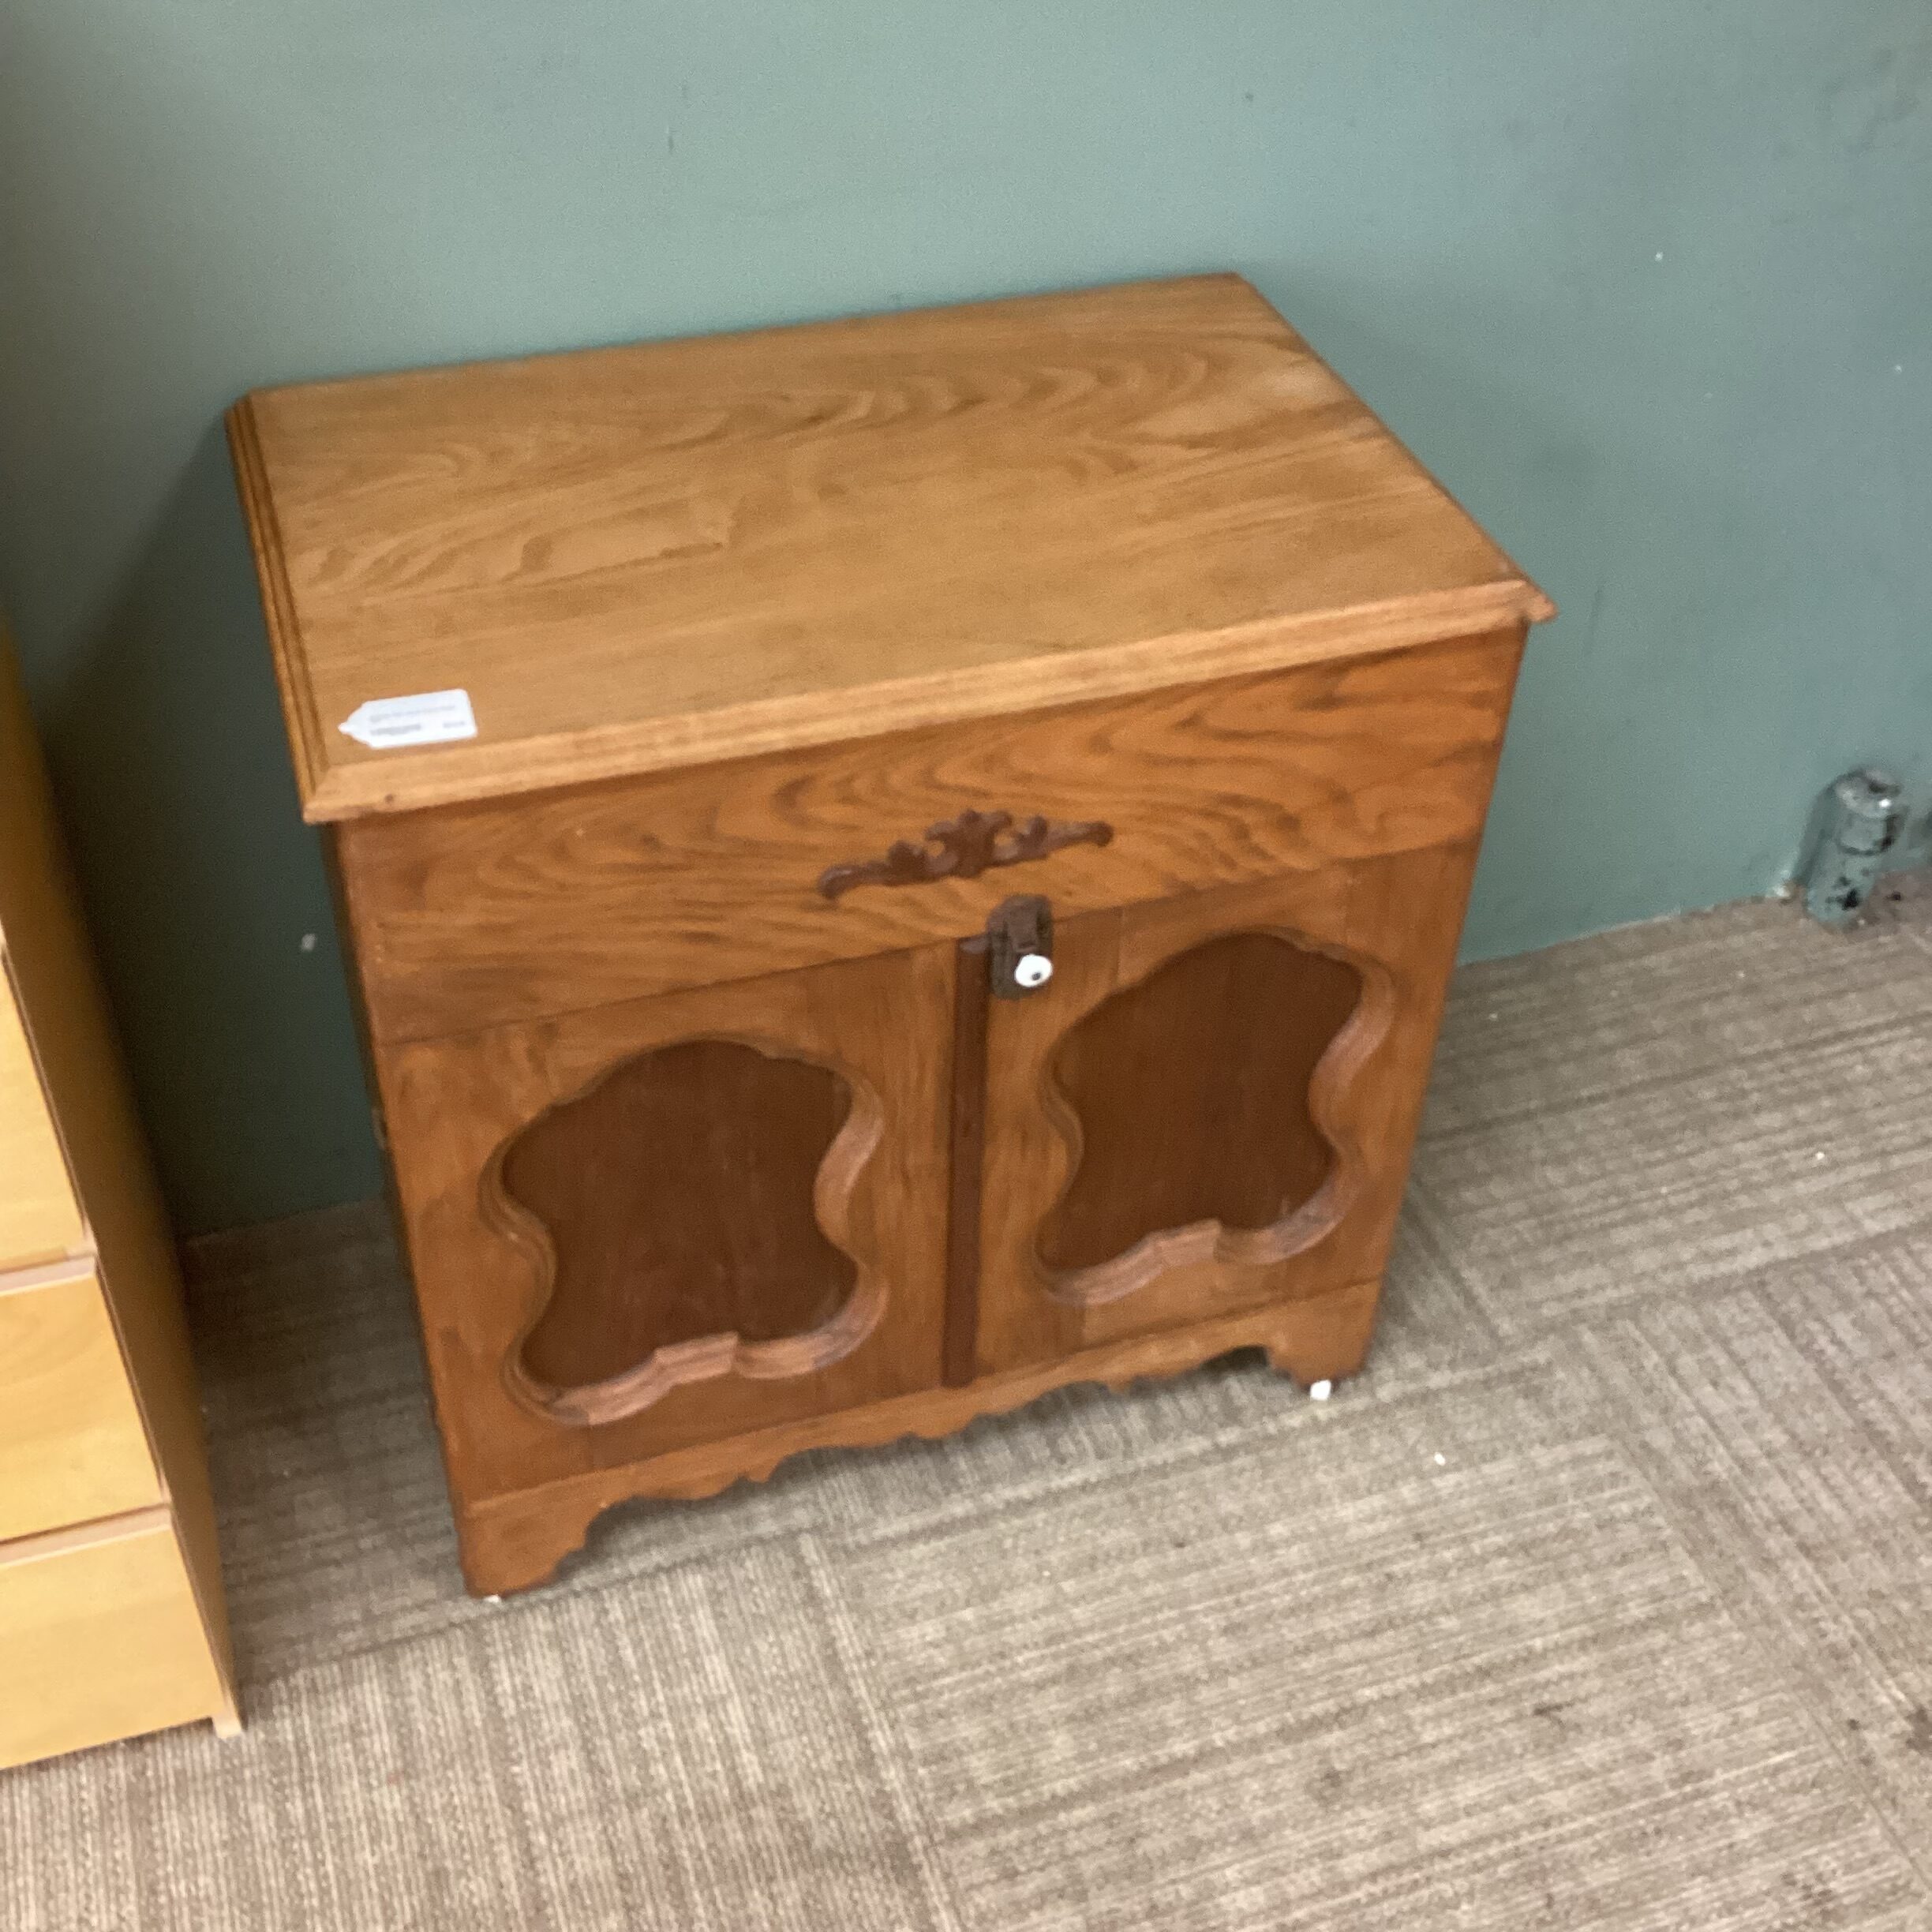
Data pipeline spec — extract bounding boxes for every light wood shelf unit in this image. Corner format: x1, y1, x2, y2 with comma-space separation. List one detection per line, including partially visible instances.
0, 628, 237, 1771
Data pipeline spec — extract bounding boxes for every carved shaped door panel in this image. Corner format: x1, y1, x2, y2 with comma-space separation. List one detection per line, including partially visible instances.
967, 843, 1480, 1378
377, 942, 953, 1502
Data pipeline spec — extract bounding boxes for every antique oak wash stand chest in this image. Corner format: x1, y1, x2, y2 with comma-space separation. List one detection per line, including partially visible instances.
230, 275, 1552, 1596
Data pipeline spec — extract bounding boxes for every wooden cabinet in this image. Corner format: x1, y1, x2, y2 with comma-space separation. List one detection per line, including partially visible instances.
230, 275, 1552, 1595
0, 630, 238, 1768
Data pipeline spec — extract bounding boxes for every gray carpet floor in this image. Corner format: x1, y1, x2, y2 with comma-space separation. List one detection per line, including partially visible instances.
6, 893, 1932, 1930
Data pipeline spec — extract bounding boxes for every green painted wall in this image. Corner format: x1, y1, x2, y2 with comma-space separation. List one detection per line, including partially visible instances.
2, 5, 1927, 1234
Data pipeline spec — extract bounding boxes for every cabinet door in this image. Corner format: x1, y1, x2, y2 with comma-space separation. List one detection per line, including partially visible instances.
377, 942, 953, 1502
966, 844, 1477, 1379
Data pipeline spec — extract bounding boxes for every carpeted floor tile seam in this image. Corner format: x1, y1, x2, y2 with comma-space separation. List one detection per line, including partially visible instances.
222, 1347, 1570, 1683
882, 1500, 1730, 1849
814, 1352, 1564, 1559
230, 1639, 557, 1932
1717, 1215, 1932, 1292
208, 1523, 854, 1722
826, 1403, 1308, 1553
1621, 1288, 1932, 1597
1380, 1196, 1511, 1366
1751, 1275, 1932, 1524
1424, 1133, 1932, 1225
1414, 1003, 1932, 1148
577, 1393, 1324, 1601
1407, 1155, 1932, 1350
212, 1334, 1564, 1683
1401, 1176, 1522, 1319
1548, 1294, 1900, 1596
1508, 1216, 1932, 1409
1585, 1514, 1932, 1904
1223, 1745, 1891, 1932
459, 1617, 645, 1932
1623, 1527, 1932, 1903
879, 1457, 1678, 1732
1665, 1299, 1932, 1711
939, 1694, 1881, 1932
449, 1659, 581, 1932
1540, 1313, 1932, 1895
221, 1393, 1391, 1684
212, 1353, 1541, 1685
793, 1535, 972, 1932
623, 1570, 765, 1926
651, 1559, 878, 1930
210, 1251, 1923, 1692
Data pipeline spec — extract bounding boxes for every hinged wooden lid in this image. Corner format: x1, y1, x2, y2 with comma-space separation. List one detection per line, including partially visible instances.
229, 275, 1552, 822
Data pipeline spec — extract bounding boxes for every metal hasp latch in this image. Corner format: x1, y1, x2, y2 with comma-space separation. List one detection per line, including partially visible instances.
1800, 769, 1904, 927
986, 894, 1054, 998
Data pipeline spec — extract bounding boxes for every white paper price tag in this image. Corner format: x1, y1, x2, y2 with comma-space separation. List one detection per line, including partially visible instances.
338, 689, 477, 750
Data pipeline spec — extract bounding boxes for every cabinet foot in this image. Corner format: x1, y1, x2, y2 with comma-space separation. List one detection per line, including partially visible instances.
1260, 1279, 1380, 1389
456, 1492, 611, 1598
452, 1279, 1384, 1596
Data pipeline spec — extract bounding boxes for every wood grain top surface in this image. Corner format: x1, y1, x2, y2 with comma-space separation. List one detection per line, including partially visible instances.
230, 275, 1552, 821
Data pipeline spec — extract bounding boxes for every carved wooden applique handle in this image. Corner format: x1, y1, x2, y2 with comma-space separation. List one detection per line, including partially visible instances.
818, 808, 1112, 901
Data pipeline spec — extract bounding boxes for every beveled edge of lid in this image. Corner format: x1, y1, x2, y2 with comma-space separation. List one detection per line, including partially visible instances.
228, 396, 333, 818
225, 284, 1557, 826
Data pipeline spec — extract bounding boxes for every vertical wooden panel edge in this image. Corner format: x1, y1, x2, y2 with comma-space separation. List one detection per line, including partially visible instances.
319, 826, 480, 1563
942, 933, 990, 1387
226, 399, 328, 819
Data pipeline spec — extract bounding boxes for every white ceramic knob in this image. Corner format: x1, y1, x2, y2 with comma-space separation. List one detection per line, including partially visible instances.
1013, 953, 1054, 990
